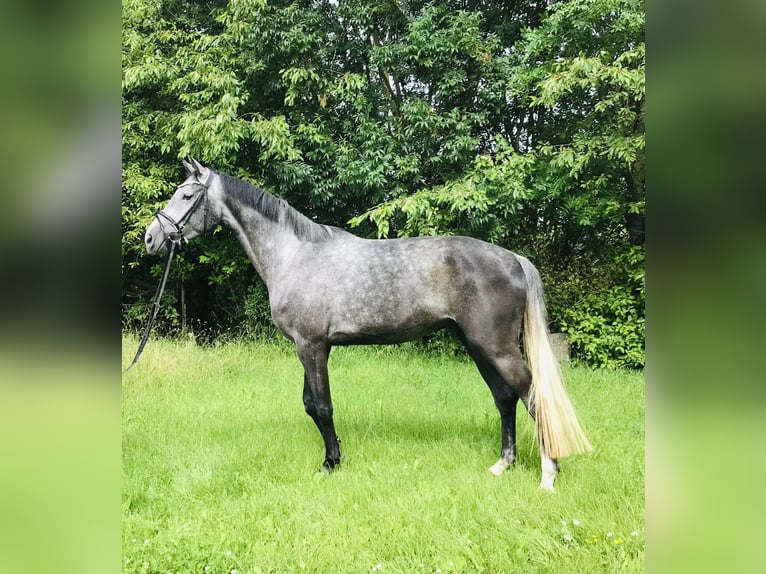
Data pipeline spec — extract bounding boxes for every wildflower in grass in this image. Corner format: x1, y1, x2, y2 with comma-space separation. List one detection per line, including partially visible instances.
606, 532, 613, 538
614, 538, 624, 545
572, 519, 580, 526
584, 535, 599, 544
631, 531, 639, 537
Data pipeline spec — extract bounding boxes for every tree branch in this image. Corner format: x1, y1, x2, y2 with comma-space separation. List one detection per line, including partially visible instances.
369, 24, 401, 117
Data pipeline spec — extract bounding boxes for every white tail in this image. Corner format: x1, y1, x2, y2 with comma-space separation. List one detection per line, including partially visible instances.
516, 255, 592, 459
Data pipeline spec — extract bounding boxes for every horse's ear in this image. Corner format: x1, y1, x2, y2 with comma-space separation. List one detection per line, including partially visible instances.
190, 157, 206, 174
182, 156, 196, 175
188, 157, 212, 185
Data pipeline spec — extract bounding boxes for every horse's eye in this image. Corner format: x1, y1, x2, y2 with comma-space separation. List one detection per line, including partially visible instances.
182, 192, 193, 200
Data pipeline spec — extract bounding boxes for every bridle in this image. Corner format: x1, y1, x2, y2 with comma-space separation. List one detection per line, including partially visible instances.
154, 168, 214, 247
123, 169, 214, 372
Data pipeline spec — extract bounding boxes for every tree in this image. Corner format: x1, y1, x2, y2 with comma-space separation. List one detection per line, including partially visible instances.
351, 0, 645, 367
513, 0, 645, 369
122, 0, 645, 367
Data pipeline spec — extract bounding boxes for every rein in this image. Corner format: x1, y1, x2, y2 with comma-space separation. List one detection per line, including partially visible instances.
123, 169, 213, 373
123, 238, 179, 373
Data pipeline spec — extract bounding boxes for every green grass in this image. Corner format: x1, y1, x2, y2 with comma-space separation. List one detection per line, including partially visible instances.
122, 335, 644, 574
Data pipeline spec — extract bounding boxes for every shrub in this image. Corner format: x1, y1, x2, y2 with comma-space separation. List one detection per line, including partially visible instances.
559, 285, 645, 369
556, 247, 645, 369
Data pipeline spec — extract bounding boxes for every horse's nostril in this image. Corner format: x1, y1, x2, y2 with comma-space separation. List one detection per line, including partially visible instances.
146, 233, 153, 245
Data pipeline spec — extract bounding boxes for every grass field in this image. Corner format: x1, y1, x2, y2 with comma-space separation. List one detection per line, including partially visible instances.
122, 335, 644, 574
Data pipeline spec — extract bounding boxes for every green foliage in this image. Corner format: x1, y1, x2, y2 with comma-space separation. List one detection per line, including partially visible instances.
514, 0, 645, 247
350, 139, 535, 238
559, 285, 645, 370
122, 0, 645, 368
557, 247, 645, 369
241, 280, 280, 340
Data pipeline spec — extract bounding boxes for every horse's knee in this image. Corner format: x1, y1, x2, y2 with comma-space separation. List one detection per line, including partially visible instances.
303, 393, 317, 417
304, 392, 333, 420
314, 403, 333, 421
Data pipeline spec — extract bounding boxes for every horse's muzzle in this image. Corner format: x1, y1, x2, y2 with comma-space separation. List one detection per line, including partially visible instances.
144, 223, 167, 255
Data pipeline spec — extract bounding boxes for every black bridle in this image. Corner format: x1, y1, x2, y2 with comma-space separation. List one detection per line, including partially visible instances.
123, 170, 213, 373
154, 168, 214, 247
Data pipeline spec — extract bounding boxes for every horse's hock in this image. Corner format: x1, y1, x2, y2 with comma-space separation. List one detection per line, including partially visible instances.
549, 333, 571, 363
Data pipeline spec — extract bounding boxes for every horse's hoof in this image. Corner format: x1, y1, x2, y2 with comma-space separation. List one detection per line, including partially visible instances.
319, 457, 341, 473
539, 476, 556, 491
489, 458, 511, 476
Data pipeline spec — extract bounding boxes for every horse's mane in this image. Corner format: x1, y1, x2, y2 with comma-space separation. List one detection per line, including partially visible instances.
217, 172, 346, 243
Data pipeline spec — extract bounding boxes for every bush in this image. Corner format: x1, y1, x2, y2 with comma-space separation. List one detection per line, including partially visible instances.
558, 285, 645, 369
556, 247, 645, 369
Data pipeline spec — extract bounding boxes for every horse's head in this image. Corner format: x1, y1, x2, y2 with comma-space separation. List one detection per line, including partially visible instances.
145, 157, 218, 254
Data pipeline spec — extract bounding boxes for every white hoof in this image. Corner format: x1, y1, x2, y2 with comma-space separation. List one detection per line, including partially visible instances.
539, 479, 555, 491
489, 458, 510, 476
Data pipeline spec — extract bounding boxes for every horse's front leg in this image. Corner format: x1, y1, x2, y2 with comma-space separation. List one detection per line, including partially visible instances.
296, 339, 341, 471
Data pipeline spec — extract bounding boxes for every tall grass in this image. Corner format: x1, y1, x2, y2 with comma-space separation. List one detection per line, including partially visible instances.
123, 335, 644, 574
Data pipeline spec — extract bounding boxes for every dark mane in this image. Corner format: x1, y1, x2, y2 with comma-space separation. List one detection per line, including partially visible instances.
217, 172, 346, 243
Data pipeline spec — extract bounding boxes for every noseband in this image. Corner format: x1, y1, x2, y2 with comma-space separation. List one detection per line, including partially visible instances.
155, 169, 214, 246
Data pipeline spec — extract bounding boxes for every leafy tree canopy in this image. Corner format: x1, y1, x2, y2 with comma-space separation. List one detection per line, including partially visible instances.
123, 0, 645, 368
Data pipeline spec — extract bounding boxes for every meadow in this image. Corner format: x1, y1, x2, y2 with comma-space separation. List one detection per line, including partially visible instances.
122, 335, 644, 574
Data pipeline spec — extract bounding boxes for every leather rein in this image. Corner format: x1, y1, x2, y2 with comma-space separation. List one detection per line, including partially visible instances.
123, 171, 212, 373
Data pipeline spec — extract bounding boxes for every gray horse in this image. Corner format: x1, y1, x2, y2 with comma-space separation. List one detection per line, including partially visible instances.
145, 157, 591, 490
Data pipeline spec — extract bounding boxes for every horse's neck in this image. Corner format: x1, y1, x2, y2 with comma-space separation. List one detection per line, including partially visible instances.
219, 190, 303, 287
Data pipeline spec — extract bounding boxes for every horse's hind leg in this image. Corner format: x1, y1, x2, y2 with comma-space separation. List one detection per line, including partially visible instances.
519, 395, 560, 490
467, 346, 528, 476
468, 343, 560, 489
295, 339, 341, 471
